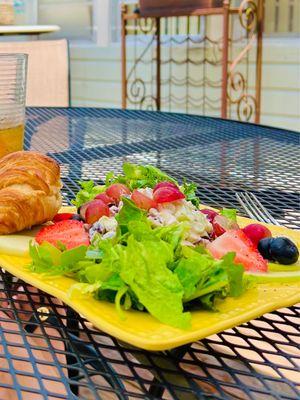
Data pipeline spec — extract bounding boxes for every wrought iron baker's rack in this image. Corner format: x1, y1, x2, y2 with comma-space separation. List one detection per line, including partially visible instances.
121, 0, 263, 123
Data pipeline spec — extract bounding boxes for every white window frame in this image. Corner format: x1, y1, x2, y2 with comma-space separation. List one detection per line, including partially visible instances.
92, 0, 111, 46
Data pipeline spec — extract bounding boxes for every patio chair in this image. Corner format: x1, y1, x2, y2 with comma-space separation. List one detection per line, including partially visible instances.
0, 39, 70, 107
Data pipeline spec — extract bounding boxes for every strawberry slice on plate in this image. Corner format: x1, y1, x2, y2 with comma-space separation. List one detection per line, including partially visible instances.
206, 229, 268, 272
36, 220, 90, 250
53, 213, 74, 223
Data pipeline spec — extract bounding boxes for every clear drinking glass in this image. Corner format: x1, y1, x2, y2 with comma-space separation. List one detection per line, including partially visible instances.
0, 53, 27, 158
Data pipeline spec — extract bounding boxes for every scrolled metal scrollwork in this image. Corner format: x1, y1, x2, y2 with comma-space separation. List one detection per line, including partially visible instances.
125, 17, 155, 35
227, 0, 260, 122
125, 14, 158, 109
239, 0, 258, 32
237, 94, 256, 122
127, 80, 158, 111
227, 71, 257, 122
140, 95, 158, 111
138, 17, 155, 34
227, 71, 246, 104
127, 78, 146, 105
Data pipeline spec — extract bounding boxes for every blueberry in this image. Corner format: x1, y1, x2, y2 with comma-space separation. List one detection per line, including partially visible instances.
269, 237, 299, 265
258, 237, 274, 260
71, 214, 83, 221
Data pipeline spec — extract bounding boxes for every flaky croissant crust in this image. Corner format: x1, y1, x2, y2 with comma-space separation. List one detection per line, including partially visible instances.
0, 151, 62, 234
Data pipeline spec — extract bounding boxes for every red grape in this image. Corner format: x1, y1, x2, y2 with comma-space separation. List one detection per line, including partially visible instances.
106, 183, 131, 202
153, 181, 178, 192
242, 223, 272, 247
94, 193, 113, 205
153, 187, 185, 203
200, 209, 218, 223
85, 200, 110, 224
131, 190, 157, 210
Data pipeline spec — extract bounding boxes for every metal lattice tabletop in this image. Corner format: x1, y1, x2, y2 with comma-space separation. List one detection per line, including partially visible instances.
0, 107, 299, 400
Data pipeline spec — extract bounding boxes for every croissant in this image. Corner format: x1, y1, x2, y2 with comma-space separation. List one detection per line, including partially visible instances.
0, 151, 62, 234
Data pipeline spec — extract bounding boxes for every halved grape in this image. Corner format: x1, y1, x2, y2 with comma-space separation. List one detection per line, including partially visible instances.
131, 190, 157, 210
153, 187, 185, 203
153, 181, 178, 192
106, 183, 131, 202
85, 200, 110, 224
200, 209, 218, 223
94, 193, 113, 205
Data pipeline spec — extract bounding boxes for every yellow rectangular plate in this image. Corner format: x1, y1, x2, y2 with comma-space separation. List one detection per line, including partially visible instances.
0, 207, 299, 351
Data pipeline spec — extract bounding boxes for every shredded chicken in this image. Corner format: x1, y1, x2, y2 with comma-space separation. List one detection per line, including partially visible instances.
148, 200, 212, 244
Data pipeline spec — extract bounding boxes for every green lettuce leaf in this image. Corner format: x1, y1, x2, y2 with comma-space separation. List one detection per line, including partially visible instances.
196, 292, 221, 311
220, 208, 237, 222
107, 162, 177, 190
119, 235, 191, 329
154, 223, 188, 257
127, 220, 156, 242
71, 181, 106, 208
174, 250, 217, 301
181, 179, 199, 207
77, 239, 121, 283
221, 252, 244, 297
96, 273, 129, 316
175, 247, 244, 303
115, 197, 147, 235
68, 281, 102, 298
100, 273, 125, 291
29, 242, 88, 275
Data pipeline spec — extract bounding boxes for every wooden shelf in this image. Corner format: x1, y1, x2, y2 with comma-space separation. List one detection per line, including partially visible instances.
139, 0, 225, 17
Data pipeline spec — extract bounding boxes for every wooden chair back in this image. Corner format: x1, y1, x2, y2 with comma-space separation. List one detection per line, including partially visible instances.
0, 39, 69, 107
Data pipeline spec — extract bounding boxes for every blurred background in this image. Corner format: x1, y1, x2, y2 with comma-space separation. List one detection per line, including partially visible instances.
0, 0, 299, 131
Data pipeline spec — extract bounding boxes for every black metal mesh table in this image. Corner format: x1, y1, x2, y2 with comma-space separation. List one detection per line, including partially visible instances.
0, 107, 299, 400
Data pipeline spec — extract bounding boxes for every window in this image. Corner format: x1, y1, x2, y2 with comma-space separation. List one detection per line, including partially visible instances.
38, 0, 94, 41
14, 0, 117, 46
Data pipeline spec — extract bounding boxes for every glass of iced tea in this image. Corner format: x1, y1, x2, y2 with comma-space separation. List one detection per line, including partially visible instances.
0, 53, 27, 159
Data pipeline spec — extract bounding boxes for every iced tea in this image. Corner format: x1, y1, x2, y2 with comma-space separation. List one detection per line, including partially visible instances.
0, 124, 24, 158
0, 53, 27, 159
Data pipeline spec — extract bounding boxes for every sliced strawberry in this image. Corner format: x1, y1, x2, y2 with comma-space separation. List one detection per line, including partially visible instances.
36, 220, 90, 250
206, 229, 268, 272
53, 213, 74, 223
131, 189, 157, 210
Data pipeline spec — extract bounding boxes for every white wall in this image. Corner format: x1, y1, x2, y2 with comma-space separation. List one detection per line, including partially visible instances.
70, 37, 300, 132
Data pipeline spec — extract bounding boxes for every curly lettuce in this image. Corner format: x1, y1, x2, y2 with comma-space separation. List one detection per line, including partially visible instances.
72, 181, 106, 208
72, 163, 199, 208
